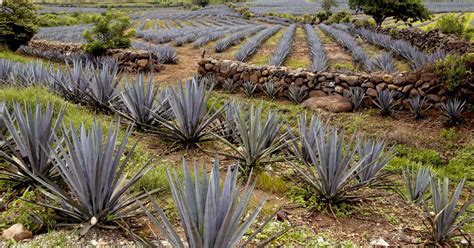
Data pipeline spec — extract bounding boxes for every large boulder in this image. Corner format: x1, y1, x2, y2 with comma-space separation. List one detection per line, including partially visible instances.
302, 95, 353, 113
2, 224, 33, 242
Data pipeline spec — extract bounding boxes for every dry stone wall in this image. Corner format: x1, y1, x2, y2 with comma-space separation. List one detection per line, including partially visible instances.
381, 28, 474, 55
27, 40, 162, 73
198, 58, 473, 106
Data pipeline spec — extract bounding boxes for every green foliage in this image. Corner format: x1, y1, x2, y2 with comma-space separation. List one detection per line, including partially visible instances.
134, 163, 185, 193
435, 54, 472, 92
192, 0, 209, 7
348, 0, 430, 28
439, 128, 459, 149
38, 12, 101, 27
316, 11, 330, 22
322, 0, 337, 13
287, 186, 320, 209
395, 145, 443, 167
0, 0, 39, 51
0, 188, 54, 233
443, 146, 474, 188
436, 14, 466, 37
255, 171, 288, 194
83, 11, 135, 55
0, 47, 30, 63
327, 10, 352, 24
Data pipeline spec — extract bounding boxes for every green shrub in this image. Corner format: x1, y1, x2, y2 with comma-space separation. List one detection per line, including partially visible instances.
0, 0, 39, 51
435, 54, 472, 92
436, 14, 466, 37
394, 145, 443, 167
83, 11, 135, 56
327, 10, 352, 24
256, 171, 288, 194
444, 146, 474, 188
316, 11, 330, 22
353, 18, 376, 28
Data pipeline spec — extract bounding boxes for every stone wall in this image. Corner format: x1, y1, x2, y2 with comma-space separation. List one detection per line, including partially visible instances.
27, 40, 162, 73
198, 58, 473, 106
381, 28, 474, 54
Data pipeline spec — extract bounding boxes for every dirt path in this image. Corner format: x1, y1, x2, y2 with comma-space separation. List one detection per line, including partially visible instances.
248, 28, 286, 66
315, 26, 357, 72
284, 26, 311, 69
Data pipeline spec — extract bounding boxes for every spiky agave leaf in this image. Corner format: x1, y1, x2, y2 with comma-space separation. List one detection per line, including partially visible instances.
288, 85, 308, 104
86, 60, 121, 112
286, 113, 327, 164
262, 81, 281, 100
32, 120, 154, 230
0, 101, 64, 184
222, 79, 239, 93
440, 98, 465, 126
403, 164, 431, 204
52, 58, 91, 104
347, 87, 365, 111
425, 177, 473, 245
242, 80, 258, 98
409, 96, 430, 120
0, 58, 16, 84
153, 77, 224, 146
141, 159, 280, 248
290, 127, 368, 203
356, 138, 395, 183
215, 100, 239, 144
118, 74, 160, 129
373, 89, 399, 116
215, 104, 286, 174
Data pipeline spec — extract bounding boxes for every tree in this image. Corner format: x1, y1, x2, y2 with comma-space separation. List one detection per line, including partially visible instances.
83, 11, 135, 56
349, 0, 431, 29
0, 0, 38, 51
192, 0, 209, 7
322, 0, 337, 13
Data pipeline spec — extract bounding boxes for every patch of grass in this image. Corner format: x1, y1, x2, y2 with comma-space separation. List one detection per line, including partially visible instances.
439, 128, 460, 149
133, 162, 185, 193
0, 48, 30, 63
442, 145, 474, 188
333, 62, 355, 71
284, 27, 310, 69
394, 145, 444, 167
255, 171, 288, 194
249, 28, 286, 66
15, 230, 74, 247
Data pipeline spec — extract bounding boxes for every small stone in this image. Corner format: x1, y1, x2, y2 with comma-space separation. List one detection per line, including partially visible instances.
402, 84, 413, 93
426, 94, 441, 102
2, 224, 33, 242
335, 85, 344, 94
382, 74, 394, 84
309, 90, 327, 97
91, 240, 99, 246
339, 74, 359, 85
421, 82, 431, 90
409, 88, 419, 96
137, 59, 148, 68
366, 88, 378, 97
204, 63, 213, 70
361, 82, 374, 88
295, 77, 303, 86
387, 84, 399, 90
376, 83, 386, 92
370, 238, 389, 247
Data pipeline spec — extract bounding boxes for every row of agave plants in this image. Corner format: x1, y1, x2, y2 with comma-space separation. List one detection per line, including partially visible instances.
0, 57, 471, 246
220, 78, 467, 126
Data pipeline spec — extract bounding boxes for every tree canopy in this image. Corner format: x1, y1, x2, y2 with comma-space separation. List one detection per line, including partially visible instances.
83, 11, 135, 55
0, 0, 38, 51
348, 0, 431, 28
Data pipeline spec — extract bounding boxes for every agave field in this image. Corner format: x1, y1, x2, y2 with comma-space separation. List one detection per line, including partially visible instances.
0, 1, 473, 247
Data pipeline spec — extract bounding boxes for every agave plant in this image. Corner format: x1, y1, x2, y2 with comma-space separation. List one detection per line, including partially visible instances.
424, 177, 473, 245
33, 121, 153, 233
347, 87, 365, 111
262, 81, 281, 100
153, 77, 224, 146
215, 100, 239, 144
141, 159, 282, 247
290, 127, 368, 203
288, 85, 308, 104
0, 101, 64, 184
118, 74, 161, 129
86, 60, 121, 111
286, 113, 327, 164
222, 79, 239, 93
355, 138, 395, 184
215, 104, 286, 174
440, 98, 465, 126
409, 96, 430, 120
242, 80, 258, 98
53, 58, 91, 104
373, 89, 399, 116
403, 164, 431, 204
